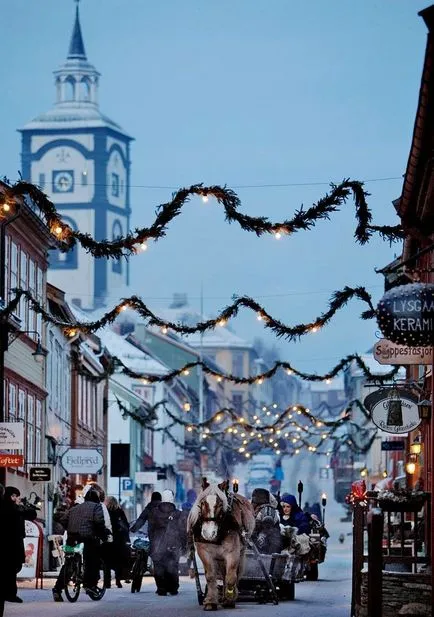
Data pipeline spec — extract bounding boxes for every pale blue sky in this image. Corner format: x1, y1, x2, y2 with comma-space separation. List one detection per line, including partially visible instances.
0, 1, 429, 373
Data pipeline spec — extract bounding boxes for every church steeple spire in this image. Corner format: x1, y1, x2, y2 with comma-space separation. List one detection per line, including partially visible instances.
68, 0, 86, 60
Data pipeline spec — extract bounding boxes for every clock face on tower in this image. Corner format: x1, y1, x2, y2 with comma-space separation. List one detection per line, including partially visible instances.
52, 170, 74, 193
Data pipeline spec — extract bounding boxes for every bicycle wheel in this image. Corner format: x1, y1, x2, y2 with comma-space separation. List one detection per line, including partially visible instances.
131, 554, 143, 593
64, 555, 81, 603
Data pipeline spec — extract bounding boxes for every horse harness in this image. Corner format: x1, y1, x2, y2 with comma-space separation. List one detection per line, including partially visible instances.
194, 491, 242, 545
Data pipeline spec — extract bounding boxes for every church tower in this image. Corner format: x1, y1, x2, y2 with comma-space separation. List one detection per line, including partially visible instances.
20, 2, 133, 309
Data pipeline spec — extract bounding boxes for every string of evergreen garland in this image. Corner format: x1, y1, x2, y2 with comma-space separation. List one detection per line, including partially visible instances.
111, 352, 399, 385
3, 179, 404, 258
113, 396, 373, 450
3, 285, 377, 342
114, 396, 375, 456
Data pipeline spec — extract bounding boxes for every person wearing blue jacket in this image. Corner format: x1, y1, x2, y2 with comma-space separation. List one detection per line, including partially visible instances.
279, 494, 311, 535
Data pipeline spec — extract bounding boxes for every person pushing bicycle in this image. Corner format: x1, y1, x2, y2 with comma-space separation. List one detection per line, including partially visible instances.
52, 488, 110, 601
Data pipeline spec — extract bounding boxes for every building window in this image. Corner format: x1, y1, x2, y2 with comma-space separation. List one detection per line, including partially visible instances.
232, 352, 244, 378
35, 400, 42, 464
80, 77, 91, 102
38, 173, 45, 189
49, 217, 78, 269
111, 173, 120, 197
20, 251, 29, 329
36, 266, 43, 338
10, 241, 18, 302
112, 220, 123, 274
8, 384, 16, 421
27, 396, 35, 466
232, 392, 243, 413
64, 77, 75, 101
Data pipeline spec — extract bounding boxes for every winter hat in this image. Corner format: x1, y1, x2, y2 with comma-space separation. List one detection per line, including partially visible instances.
187, 489, 197, 503
151, 491, 162, 502
162, 489, 174, 503
281, 494, 297, 507
251, 488, 270, 506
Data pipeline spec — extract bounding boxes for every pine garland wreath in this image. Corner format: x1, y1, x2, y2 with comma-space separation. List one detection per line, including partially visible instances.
1, 179, 404, 257
4, 285, 376, 341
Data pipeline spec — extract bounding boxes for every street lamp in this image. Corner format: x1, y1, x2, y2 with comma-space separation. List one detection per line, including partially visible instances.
417, 399, 432, 421
297, 480, 304, 508
321, 492, 327, 525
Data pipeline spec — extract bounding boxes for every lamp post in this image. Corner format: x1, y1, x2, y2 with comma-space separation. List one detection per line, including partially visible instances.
321, 492, 327, 525
297, 480, 303, 508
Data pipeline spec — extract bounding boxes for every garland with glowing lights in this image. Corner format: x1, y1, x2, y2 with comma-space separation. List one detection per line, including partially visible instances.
3, 286, 376, 343
0, 179, 404, 258
114, 395, 376, 458
111, 352, 399, 385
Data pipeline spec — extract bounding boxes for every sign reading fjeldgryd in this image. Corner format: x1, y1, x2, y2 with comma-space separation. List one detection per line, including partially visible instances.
61, 448, 104, 474
0, 422, 24, 449
377, 283, 434, 346
364, 388, 421, 434
374, 339, 434, 365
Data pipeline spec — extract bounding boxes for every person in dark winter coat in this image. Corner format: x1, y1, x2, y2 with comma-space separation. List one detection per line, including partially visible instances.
279, 494, 311, 535
251, 488, 282, 554
52, 488, 109, 602
0, 486, 37, 604
104, 496, 130, 588
130, 491, 161, 541
149, 489, 186, 596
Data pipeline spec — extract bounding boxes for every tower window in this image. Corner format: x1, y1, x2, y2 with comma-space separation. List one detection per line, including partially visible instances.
64, 77, 75, 102
80, 78, 91, 102
111, 173, 119, 197
112, 220, 123, 274
38, 173, 45, 189
49, 216, 78, 270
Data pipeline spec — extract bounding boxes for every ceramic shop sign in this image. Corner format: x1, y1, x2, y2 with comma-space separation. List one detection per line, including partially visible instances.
377, 283, 434, 346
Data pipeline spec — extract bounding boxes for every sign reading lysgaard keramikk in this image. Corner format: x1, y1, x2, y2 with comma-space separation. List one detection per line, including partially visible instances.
61, 448, 104, 474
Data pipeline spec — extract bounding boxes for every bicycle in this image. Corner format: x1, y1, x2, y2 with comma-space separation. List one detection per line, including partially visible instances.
130, 537, 151, 593
63, 543, 106, 602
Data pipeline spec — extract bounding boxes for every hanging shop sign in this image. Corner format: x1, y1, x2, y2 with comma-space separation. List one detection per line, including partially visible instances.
0, 421, 24, 449
374, 339, 434, 365
376, 283, 434, 347
381, 440, 405, 451
364, 387, 421, 434
61, 448, 104, 474
29, 467, 51, 482
0, 454, 24, 467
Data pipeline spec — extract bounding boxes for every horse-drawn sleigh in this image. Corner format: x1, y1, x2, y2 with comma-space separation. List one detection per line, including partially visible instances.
187, 479, 312, 610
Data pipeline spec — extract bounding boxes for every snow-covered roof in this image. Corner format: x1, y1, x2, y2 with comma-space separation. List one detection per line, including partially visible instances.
309, 374, 345, 392
154, 306, 253, 350
349, 354, 406, 378
98, 328, 168, 376
20, 104, 129, 134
